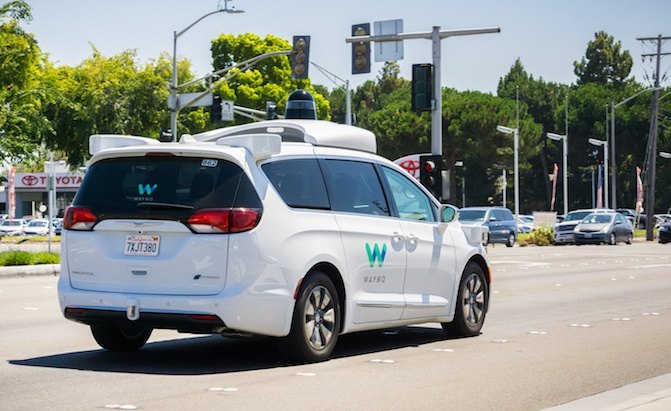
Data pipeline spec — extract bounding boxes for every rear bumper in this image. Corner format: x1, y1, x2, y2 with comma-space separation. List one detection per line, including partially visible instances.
64, 307, 226, 334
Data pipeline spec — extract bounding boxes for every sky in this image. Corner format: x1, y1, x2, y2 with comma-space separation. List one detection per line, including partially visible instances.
23, 0, 671, 94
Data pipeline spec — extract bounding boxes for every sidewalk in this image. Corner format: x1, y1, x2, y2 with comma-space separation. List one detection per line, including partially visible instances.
0, 263, 59, 279
545, 373, 671, 411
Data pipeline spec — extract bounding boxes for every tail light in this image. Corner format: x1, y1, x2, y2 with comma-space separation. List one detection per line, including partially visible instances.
63, 206, 98, 231
187, 208, 261, 234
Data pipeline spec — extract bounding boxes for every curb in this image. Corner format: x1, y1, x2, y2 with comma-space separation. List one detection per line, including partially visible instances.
0, 264, 60, 279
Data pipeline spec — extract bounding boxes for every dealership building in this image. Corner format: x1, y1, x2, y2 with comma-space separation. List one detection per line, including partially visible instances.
2, 162, 84, 219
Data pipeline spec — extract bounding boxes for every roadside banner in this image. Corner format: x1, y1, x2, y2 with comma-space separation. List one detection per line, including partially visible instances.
596, 164, 603, 208
550, 163, 558, 211
635, 166, 643, 213
8, 167, 15, 219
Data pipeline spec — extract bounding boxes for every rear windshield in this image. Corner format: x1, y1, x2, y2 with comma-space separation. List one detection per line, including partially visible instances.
74, 156, 261, 221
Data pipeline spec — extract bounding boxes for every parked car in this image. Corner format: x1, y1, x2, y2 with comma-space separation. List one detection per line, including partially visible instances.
58, 119, 491, 362
573, 212, 634, 245
554, 209, 613, 244
459, 206, 517, 247
22, 219, 51, 236
615, 208, 646, 229
0, 219, 26, 236
52, 219, 63, 236
517, 216, 534, 233
659, 221, 671, 244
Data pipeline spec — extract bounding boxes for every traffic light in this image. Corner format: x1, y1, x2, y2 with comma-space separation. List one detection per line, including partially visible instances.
291, 36, 310, 80
419, 154, 443, 200
351, 23, 371, 74
266, 101, 277, 120
210, 94, 222, 123
412, 64, 433, 112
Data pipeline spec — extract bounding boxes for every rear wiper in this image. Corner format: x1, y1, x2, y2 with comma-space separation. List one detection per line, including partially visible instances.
136, 202, 194, 210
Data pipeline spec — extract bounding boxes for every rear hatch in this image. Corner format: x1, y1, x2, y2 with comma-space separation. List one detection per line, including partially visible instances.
64, 154, 261, 296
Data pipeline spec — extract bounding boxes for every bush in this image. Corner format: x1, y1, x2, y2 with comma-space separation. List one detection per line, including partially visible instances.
0, 251, 33, 266
519, 226, 554, 246
0, 251, 60, 266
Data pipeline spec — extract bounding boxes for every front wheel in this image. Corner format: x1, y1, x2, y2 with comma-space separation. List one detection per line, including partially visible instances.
442, 262, 489, 337
91, 324, 152, 351
608, 233, 616, 245
506, 233, 515, 247
279, 272, 341, 363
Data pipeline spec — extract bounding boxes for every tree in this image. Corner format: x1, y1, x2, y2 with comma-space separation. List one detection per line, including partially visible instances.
0, 0, 47, 163
210, 33, 329, 121
44, 50, 178, 166
574, 31, 633, 88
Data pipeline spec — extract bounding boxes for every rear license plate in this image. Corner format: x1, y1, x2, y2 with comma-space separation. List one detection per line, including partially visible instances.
124, 235, 160, 256
584, 233, 592, 238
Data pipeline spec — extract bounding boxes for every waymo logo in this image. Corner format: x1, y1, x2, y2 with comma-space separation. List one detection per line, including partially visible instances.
138, 184, 158, 195
366, 243, 387, 268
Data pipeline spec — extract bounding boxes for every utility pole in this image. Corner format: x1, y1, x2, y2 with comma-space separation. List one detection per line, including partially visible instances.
637, 34, 670, 241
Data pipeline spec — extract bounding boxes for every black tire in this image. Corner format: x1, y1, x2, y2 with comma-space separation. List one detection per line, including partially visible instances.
279, 272, 341, 363
442, 262, 488, 337
506, 233, 515, 248
91, 324, 152, 351
626, 233, 633, 244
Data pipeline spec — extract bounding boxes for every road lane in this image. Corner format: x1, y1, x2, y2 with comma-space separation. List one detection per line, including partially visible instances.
1, 243, 670, 410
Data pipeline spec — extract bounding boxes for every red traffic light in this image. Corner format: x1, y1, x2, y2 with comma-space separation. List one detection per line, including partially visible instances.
423, 160, 436, 173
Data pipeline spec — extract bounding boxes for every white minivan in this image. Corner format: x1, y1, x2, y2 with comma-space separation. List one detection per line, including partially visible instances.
58, 120, 491, 362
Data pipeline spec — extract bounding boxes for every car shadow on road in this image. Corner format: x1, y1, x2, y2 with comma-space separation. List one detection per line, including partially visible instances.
9, 326, 454, 375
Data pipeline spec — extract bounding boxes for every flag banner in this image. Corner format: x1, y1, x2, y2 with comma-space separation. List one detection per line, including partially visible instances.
635, 166, 643, 213
550, 163, 558, 211
596, 164, 603, 209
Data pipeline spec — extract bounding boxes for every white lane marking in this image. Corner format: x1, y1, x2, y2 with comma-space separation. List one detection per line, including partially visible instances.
642, 312, 661, 316
630, 264, 671, 269
569, 324, 591, 328
431, 348, 455, 352
296, 372, 317, 377
492, 339, 508, 343
369, 359, 395, 364
489, 260, 551, 267
528, 331, 548, 335
23, 307, 39, 311
612, 318, 632, 321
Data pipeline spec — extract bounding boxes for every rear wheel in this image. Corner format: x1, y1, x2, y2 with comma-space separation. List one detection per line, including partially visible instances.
279, 272, 341, 363
91, 324, 152, 351
626, 233, 633, 244
442, 262, 488, 337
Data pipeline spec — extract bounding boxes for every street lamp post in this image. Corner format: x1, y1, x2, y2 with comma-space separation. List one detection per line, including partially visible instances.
588, 138, 609, 208
455, 161, 465, 207
547, 132, 568, 216
496, 125, 519, 218
170, 0, 244, 142
661, 152, 671, 159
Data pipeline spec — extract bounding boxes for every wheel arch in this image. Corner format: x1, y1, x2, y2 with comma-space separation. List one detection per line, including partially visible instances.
467, 254, 491, 285
305, 262, 346, 329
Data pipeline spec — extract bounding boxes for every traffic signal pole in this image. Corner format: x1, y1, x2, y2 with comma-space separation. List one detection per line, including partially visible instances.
346, 26, 499, 156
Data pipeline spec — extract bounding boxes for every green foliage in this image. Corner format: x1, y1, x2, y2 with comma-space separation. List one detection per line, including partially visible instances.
210, 33, 329, 121
0, 250, 59, 265
519, 226, 554, 246
574, 31, 633, 88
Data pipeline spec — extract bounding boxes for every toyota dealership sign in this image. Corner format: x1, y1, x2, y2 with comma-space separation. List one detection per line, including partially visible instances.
15, 173, 84, 190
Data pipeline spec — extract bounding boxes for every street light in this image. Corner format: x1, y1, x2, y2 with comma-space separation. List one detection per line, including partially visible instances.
609, 87, 658, 209
661, 152, 671, 159
496, 125, 519, 218
455, 161, 465, 207
170, 0, 244, 141
547, 132, 568, 216
588, 138, 609, 208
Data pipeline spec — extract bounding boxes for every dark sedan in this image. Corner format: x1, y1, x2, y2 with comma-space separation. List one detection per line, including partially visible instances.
574, 212, 634, 245
659, 222, 671, 244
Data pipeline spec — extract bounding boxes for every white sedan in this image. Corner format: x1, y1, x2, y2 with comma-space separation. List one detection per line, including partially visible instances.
0, 219, 26, 236
22, 219, 51, 236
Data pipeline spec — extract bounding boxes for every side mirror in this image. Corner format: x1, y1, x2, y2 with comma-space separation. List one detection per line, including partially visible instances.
440, 204, 458, 223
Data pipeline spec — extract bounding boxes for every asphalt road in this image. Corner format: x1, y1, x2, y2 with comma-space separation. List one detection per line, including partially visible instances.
1, 243, 670, 411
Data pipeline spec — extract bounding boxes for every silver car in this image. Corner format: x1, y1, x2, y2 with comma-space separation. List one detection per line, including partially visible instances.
573, 212, 633, 245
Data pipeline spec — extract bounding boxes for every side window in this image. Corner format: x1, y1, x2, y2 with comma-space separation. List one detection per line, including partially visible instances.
321, 159, 390, 216
261, 159, 329, 209
380, 166, 436, 222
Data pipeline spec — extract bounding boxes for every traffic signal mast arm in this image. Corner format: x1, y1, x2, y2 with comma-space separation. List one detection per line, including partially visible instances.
345, 25, 499, 157
175, 50, 293, 112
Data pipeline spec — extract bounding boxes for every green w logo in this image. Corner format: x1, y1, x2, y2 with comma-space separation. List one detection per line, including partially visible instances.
366, 243, 387, 268
138, 184, 158, 195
